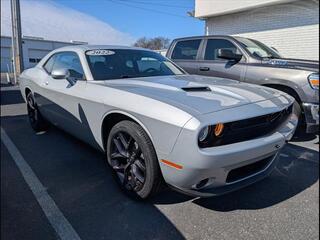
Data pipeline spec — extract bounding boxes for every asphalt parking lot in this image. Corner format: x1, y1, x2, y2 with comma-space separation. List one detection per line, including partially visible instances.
1, 82, 319, 240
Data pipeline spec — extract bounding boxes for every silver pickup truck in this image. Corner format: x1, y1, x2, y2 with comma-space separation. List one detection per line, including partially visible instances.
167, 35, 319, 133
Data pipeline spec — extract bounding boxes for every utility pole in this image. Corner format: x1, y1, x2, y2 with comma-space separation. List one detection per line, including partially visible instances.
10, 0, 24, 84
10, 0, 17, 84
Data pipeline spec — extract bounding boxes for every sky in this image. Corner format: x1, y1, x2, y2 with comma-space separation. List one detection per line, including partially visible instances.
1, 0, 204, 45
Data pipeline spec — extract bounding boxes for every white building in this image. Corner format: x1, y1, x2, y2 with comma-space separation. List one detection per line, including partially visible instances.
0, 36, 86, 72
195, 0, 319, 60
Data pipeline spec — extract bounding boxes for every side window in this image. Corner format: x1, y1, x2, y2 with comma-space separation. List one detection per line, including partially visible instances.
43, 55, 56, 73
204, 39, 239, 60
171, 39, 201, 60
52, 52, 85, 79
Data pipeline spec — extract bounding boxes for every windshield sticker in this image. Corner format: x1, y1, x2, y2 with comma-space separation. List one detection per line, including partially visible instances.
86, 50, 115, 56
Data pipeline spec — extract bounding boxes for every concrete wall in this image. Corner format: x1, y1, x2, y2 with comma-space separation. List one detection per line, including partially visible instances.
203, 0, 319, 60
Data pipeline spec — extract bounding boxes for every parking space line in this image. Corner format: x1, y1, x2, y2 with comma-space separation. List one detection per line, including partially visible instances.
1, 127, 82, 240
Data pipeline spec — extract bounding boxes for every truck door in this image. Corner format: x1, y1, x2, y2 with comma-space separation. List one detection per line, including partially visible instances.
196, 38, 246, 81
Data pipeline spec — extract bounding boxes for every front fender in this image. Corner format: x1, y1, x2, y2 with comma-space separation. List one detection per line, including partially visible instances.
101, 109, 193, 160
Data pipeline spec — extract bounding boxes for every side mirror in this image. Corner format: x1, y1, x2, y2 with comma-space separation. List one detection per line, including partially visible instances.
217, 49, 242, 61
51, 68, 70, 79
51, 68, 76, 86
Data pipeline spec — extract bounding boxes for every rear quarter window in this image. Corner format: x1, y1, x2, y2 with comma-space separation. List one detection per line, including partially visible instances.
43, 55, 56, 73
52, 52, 85, 80
171, 39, 201, 60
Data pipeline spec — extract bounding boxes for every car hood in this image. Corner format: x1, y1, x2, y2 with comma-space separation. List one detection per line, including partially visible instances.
101, 75, 289, 115
262, 58, 319, 72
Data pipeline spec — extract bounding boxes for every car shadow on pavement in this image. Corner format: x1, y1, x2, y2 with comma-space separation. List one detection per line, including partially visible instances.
1, 115, 186, 240
151, 143, 319, 212
291, 130, 318, 142
192, 143, 319, 211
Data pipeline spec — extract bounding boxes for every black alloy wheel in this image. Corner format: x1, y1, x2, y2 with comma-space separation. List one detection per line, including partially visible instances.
27, 93, 38, 123
106, 120, 163, 199
110, 131, 146, 192
26, 92, 48, 132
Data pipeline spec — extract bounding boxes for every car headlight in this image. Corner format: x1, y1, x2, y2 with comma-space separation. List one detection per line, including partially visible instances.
308, 73, 319, 90
198, 126, 210, 142
198, 123, 224, 148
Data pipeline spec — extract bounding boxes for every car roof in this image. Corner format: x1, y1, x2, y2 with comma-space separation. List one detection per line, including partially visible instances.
54, 44, 150, 52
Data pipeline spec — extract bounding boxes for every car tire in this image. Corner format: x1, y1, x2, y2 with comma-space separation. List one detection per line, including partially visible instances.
106, 120, 163, 199
26, 92, 48, 132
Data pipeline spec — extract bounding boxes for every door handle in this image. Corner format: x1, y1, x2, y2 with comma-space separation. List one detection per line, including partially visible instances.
199, 67, 210, 71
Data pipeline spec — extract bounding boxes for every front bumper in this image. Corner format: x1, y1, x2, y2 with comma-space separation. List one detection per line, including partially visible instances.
169, 152, 279, 197
164, 132, 286, 197
159, 104, 298, 197
302, 103, 319, 133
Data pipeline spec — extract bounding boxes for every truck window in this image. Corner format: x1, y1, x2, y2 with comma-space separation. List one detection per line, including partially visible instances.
171, 39, 201, 60
204, 39, 238, 60
235, 37, 281, 59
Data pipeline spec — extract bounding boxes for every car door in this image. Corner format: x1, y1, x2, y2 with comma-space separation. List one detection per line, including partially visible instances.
35, 53, 57, 120
40, 51, 88, 137
196, 38, 247, 81
169, 39, 203, 74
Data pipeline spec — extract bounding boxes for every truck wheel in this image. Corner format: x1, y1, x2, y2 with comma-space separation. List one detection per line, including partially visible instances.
265, 85, 305, 129
106, 120, 163, 199
290, 99, 307, 133
26, 92, 48, 132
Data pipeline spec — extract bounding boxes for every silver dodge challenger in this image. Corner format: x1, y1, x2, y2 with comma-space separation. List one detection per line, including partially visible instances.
19, 45, 298, 199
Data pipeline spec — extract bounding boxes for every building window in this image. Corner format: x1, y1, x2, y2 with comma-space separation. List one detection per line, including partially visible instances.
29, 58, 42, 63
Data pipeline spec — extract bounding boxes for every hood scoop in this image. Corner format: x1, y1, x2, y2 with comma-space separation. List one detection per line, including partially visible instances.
181, 86, 211, 92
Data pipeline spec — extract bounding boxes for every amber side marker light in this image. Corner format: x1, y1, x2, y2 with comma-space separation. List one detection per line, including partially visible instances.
308, 73, 319, 90
160, 159, 183, 170
214, 123, 224, 137
310, 79, 319, 87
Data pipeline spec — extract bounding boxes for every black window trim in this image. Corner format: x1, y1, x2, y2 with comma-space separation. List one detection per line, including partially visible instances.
42, 51, 87, 80
170, 38, 204, 61
200, 37, 247, 63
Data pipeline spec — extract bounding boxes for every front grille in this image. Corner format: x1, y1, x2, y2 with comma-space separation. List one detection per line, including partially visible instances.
226, 155, 274, 183
209, 104, 293, 147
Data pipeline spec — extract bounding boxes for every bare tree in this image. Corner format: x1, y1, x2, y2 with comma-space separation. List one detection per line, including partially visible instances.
133, 37, 170, 50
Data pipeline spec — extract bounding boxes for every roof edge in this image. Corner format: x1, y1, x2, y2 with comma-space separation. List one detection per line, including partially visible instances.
194, 0, 299, 19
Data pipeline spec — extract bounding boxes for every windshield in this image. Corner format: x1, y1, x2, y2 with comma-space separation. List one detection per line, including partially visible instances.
86, 49, 185, 80
235, 37, 282, 59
